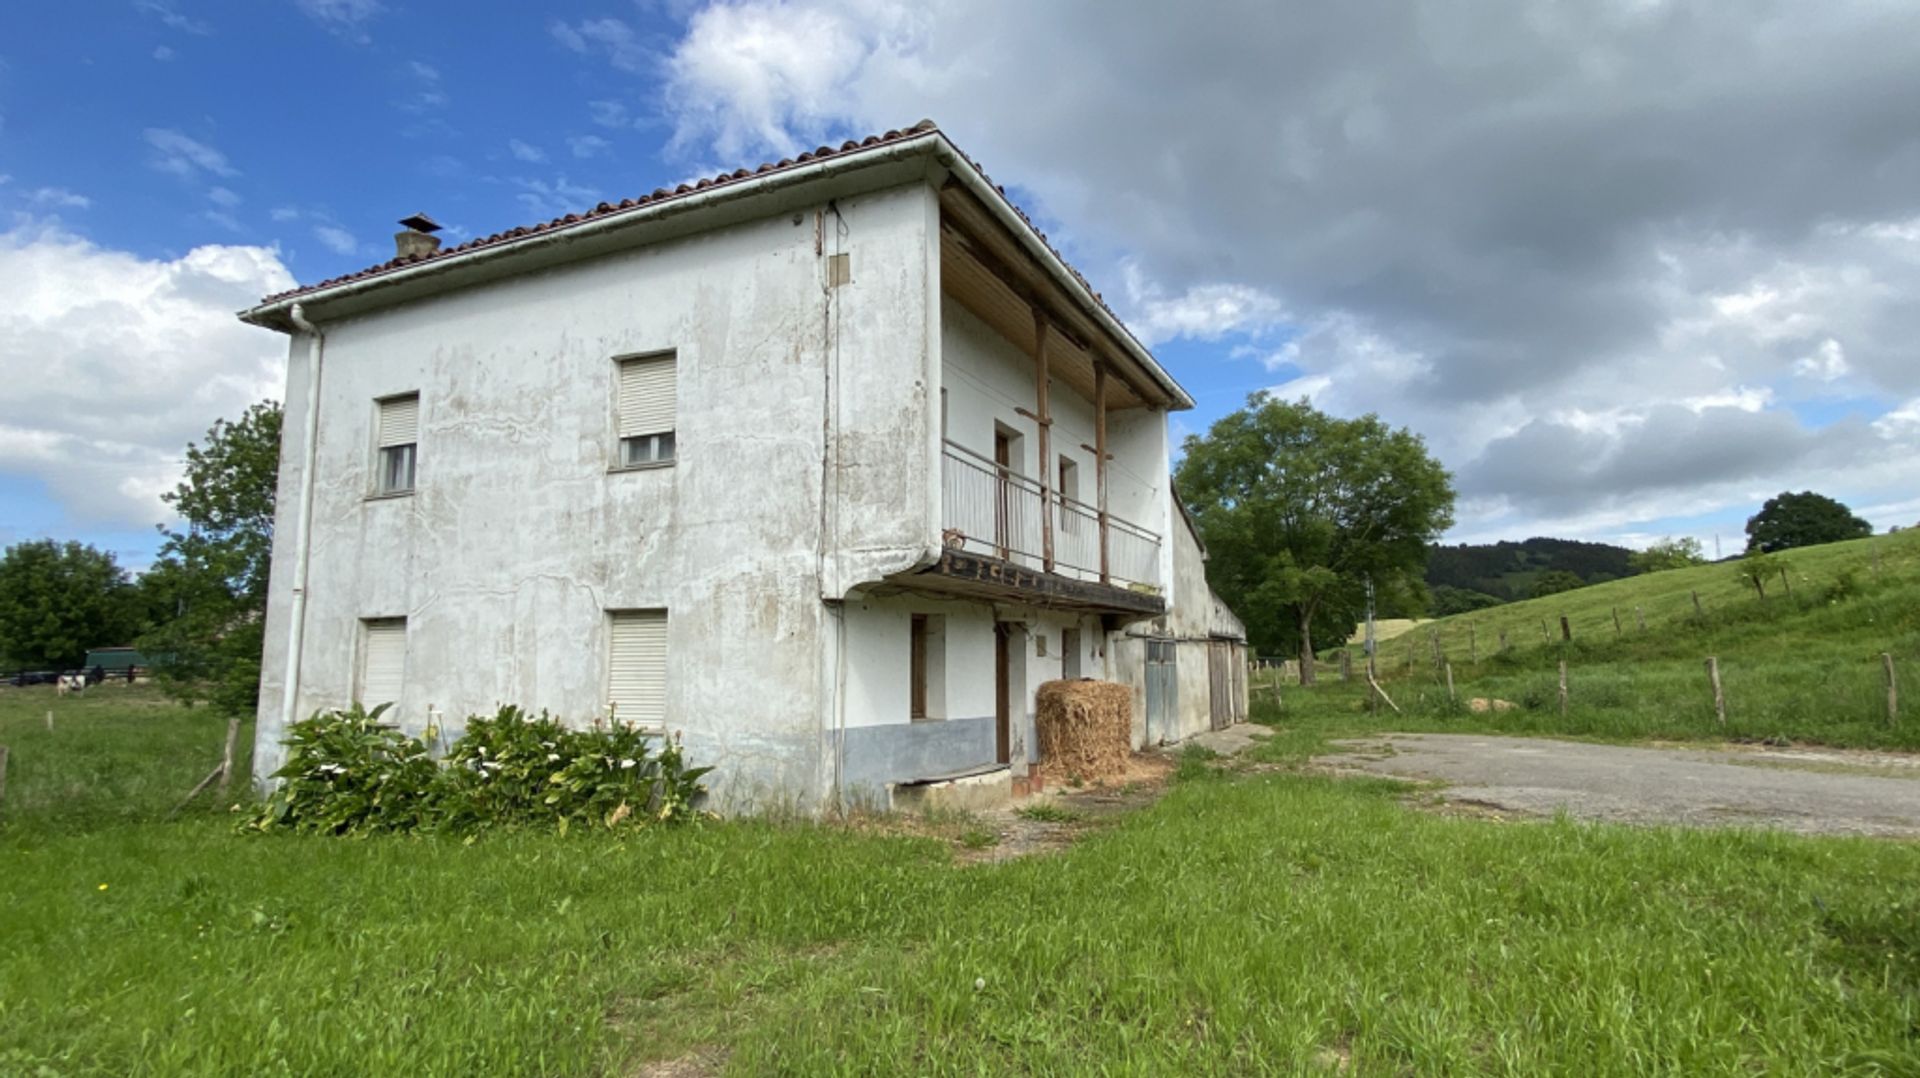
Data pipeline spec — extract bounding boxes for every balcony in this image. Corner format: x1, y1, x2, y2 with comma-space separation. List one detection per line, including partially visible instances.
920, 440, 1163, 616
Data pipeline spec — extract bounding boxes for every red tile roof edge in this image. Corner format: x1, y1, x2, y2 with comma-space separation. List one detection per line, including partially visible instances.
248, 119, 1171, 401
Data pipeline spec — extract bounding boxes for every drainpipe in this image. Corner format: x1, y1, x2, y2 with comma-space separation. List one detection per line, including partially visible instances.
275, 303, 325, 774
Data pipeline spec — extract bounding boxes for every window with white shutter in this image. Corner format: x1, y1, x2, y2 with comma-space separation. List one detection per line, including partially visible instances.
614, 354, 676, 467
375, 393, 419, 494
607, 610, 668, 726
358, 618, 407, 712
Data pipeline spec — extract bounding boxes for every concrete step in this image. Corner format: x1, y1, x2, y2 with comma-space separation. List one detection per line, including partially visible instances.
890, 764, 1013, 813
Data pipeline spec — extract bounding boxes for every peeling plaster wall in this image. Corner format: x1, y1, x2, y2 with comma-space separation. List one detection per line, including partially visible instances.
254, 184, 938, 811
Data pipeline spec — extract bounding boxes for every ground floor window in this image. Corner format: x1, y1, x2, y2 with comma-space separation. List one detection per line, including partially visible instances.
607, 609, 669, 726
357, 617, 407, 711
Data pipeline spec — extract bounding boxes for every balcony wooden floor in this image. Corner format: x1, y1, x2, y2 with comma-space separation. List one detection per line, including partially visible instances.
905, 548, 1165, 617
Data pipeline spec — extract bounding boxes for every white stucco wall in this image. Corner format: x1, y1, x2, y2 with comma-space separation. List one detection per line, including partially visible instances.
254, 183, 940, 810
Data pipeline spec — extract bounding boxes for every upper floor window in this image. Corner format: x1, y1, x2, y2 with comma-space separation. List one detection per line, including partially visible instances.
616, 353, 677, 468
375, 393, 419, 495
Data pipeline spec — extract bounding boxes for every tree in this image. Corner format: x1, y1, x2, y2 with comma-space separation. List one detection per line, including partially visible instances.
1429, 585, 1504, 617
1629, 536, 1707, 574
0, 540, 142, 669
1530, 570, 1585, 598
1745, 491, 1871, 553
1175, 394, 1455, 684
140, 401, 281, 718
1734, 551, 1787, 600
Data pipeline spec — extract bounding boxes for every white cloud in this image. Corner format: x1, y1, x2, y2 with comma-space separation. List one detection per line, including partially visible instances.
25, 187, 90, 210
587, 100, 631, 128
1792, 338, 1850, 382
153, 45, 177, 62
295, 0, 383, 42
566, 135, 611, 159
0, 219, 293, 527
399, 59, 448, 112
312, 224, 358, 255
144, 128, 237, 180
508, 138, 546, 163
1121, 263, 1286, 345
136, 0, 211, 35
550, 18, 649, 72
510, 176, 601, 219
206, 185, 242, 209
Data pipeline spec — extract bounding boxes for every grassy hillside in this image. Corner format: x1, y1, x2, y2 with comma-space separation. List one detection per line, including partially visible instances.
1317, 531, 1920, 749
1427, 536, 1639, 601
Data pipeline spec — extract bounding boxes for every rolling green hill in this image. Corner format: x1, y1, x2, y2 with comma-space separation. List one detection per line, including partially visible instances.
1330, 531, 1920, 750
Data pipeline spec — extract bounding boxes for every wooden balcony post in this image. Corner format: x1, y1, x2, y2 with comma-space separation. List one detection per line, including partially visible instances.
1094, 362, 1110, 584
1033, 308, 1054, 573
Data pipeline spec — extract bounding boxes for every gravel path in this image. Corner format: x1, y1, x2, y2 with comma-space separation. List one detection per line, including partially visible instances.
1319, 733, 1920, 837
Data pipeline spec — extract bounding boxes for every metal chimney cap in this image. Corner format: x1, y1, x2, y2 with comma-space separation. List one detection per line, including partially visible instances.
398, 212, 443, 234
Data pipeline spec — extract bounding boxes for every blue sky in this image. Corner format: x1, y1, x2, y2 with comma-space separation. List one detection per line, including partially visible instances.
4, 1, 1918, 572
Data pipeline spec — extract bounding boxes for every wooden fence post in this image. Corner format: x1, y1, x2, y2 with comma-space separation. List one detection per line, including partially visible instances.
1339, 651, 1352, 682
0, 744, 9, 815
1498, 629, 1508, 652
1706, 657, 1726, 725
1558, 660, 1569, 717
1560, 615, 1572, 642
1469, 622, 1477, 664
1635, 606, 1645, 633
1445, 662, 1456, 707
1779, 568, 1792, 599
1884, 653, 1898, 726
45, 710, 52, 732
1539, 619, 1550, 644
1612, 607, 1622, 637
1691, 590, 1704, 617
217, 710, 242, 797
1430, 631, 1444, 669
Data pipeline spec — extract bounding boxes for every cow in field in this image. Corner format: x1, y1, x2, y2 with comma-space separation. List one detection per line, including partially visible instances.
55, 674, 85, 696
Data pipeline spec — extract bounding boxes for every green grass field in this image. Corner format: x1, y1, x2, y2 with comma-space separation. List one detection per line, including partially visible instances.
1279, 532, 1920, 751
4, 684, 1919, 1074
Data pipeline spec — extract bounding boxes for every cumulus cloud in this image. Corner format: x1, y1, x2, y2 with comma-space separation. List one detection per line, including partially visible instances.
620, 0, 1920, 541
507, 138, 546, 163
0, 220, 293, 527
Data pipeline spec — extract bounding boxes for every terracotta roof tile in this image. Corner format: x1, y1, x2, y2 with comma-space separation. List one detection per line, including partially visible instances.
252, 119, 1136, 349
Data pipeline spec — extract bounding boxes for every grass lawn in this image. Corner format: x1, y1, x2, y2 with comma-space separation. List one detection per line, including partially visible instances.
1289, 531, 1920, 752
3, 689, 1919, 1074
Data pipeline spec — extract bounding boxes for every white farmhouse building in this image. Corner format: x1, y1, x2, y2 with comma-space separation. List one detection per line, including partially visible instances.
241, 120, 1247, 811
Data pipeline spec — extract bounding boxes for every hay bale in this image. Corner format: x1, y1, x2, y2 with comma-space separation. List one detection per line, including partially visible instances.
1035, 679, 1132, 785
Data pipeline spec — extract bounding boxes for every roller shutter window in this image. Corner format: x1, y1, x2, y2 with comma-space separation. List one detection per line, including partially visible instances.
376, 394, 419, 494
607, 610, 668, 725
616, 354, 676, 467
359, 618, 407, 711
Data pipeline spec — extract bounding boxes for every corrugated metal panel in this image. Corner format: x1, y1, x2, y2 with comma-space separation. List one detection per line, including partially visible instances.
360, 619, 406, 708
378, 395, 419, 448
608, 610, 668, 724
617, 356, 676, 437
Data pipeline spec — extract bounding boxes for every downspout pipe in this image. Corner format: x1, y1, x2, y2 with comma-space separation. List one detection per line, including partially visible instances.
274, 303, 325, 780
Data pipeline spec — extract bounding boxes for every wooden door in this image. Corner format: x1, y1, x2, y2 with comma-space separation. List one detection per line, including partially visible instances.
994, 622, 1012, 763
1207, 641, 1231, 730
1145, 639, 1176, 744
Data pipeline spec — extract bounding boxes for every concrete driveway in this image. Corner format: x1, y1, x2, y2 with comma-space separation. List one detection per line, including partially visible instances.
1320, 733, 1920, 838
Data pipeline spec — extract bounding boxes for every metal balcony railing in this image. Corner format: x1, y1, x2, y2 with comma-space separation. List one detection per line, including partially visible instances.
940, 440, 1161, 591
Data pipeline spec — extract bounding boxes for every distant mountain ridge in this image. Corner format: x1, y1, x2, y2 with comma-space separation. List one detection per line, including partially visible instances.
1427, 537, 1639, 603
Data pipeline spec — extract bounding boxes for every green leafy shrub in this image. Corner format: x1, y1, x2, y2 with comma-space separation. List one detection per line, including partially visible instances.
250, 703, 440, 836
249, 704, 712, 836
436, 706, 712, 832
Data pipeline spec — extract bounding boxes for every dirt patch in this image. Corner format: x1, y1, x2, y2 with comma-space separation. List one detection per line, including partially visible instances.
631, 1047, 726, 1078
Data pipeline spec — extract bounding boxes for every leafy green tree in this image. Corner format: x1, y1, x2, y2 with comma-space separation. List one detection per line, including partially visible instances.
1629, 536, 1707, 573
1175, 394, 1455, 684
0, 540, 142, 669
140, 401, 281, 716
1734, 551, 1787, 600
1429, 585, 1504, 617
1745, 491, 1871, 553
1530, 570, 1586, 598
